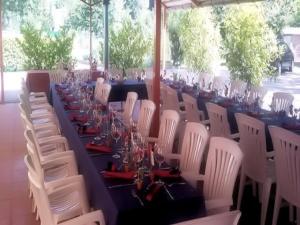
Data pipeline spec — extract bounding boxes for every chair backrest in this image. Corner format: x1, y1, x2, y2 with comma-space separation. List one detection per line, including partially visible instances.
212, 76, 227, 95
235, 113, 267, 182
271, 92, 294, 113
96, 77, 105, 84
229, 79, 247, 98
198, 72, 213, 90
269, 126, 300, 206
160, 82, 169, 110
179, 122, 209, 173
95, 83, 111, 105
172, 210, 241, 225
247, 85, 267, 105
204, 137, 243, 204
123, 92, 138, 127
158, 110, 180, 155
206, 102, 231, 138
144, 79, 153, 101
164, 87, 181, 113
137, 100, 156, 138
182, 93, 203, 123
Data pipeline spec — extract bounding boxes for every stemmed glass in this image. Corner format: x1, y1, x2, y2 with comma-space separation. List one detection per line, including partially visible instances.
93, 110, 102, 141
153, 143, 164, 169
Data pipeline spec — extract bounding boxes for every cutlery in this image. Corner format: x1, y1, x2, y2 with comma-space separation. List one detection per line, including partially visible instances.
108, 183, 135, 189
163, 184, 174, 200
131, 189, 144, 206
167, 182, 186, 187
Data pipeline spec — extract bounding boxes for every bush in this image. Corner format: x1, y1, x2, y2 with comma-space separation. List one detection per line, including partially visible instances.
17, 24, 74, 70
222, 6, 279, 85
3, 38, 24, 72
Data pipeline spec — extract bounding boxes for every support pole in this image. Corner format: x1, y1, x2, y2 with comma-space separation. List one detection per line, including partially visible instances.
0, 0, 3, 103
161, 5, 167, 71
150, 0, 162, 137
103, 0, 109, 72
89, 0, 93, 73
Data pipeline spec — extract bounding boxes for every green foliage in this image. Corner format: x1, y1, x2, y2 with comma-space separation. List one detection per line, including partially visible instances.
288, 0, 300, 26
262, 0, 297, 37
3, 38, 24, 72
109, 18, 151, 73
222, 6, 279, 86
123, 0, 139, 19
65, 2, 103, 37
178, 9, 220, 73
17, 24, 74, 70
168, 12, 184, 67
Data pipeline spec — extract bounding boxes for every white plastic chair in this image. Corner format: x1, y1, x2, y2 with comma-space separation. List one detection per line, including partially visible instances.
163, 87, 185, 120
172, 210, 241, 225
201, 137, 243, 213
165, 122, 209, 184
145, 79, 153, 101
198, 72, 213, 91
205, 102, 239, 139
212, 76, 227, 96
27, 167, 105, 225
247, 86, 267, 105
270, 92, 294, 114
94, 83, 111, 106
121, 92, 138, 128
182, 93, 205, 123
269, 126, 300, 225
137, 100, 156, 139
228, 79, 247, 98
235, 113, 274, 225
147, 110, 180, 155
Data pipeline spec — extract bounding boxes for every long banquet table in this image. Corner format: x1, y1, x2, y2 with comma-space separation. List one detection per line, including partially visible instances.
51, 84, 206, 225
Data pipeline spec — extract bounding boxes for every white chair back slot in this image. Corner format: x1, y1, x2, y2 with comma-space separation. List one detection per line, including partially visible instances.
235, 113, 267, 183
206, 102, 231, 138
172, 210, 241, 225
180, 122, 209, 173
269, 126, 300, 206
229, 79, 247, 98
204, 137, 243, 204
95, 83, 111, 105
182, 93, 203, 123
123, 92, 138, 127
137, 100, 156, 138
158, 110, 180, 155
247, 86, 267, 104
271, 92, 294, 113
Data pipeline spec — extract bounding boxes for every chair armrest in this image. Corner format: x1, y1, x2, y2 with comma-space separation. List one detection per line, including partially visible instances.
38, 135, 69, 149
199, 111, 205, 121
31, 103, 53, 111
146, 137, 159, 143
30, 92, 47, 98
266, 151, 275, 159
30, 112, 55, 120
34, 123, 60, 136
42, 154, 78, 176
42, 151, 75, 162
164, 153, 181, 160
60, 210, 105, 225
201, 119, 210, 125
29, 96, 48, 104
230, 133, 240, 140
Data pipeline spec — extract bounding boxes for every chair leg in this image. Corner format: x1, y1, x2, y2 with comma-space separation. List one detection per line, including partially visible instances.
289, 204, 294, 223
237, 172, 246, 209
260, 179, 272, 225
272, 191, 282, 225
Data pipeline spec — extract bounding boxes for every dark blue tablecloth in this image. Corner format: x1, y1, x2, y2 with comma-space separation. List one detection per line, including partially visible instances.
51, 85, 206, 225
108, 80, 148, 102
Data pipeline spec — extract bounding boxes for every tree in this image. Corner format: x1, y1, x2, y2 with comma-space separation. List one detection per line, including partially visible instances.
123, 0, 139, 19
168, 12, 184, 67
18, 24, 74, 70
65, 2, 104, 37
222, 6, 279, 86
109, 18, 151, 74
262, 0, 297, 37
178, 8, 220, 73
288, 0, 300, 26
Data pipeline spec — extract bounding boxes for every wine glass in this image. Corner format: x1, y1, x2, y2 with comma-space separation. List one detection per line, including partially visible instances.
153, 144, 164, 169
93, 110, 102, 141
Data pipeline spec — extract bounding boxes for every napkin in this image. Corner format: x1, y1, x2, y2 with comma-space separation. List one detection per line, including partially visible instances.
86, 143, 112, 153
69, 113, 88, 123
152, 169, 181, 179
102, 171, 135, 180
65, 104, 80, 111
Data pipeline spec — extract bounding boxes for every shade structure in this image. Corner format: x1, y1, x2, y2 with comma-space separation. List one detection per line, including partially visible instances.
162, 0, 263, 9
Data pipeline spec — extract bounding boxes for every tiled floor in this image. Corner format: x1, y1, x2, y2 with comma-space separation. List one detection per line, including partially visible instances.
0, 103, 39, 225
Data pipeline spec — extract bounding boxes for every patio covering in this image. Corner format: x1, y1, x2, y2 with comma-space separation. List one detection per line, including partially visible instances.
161, 0, 263, 9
